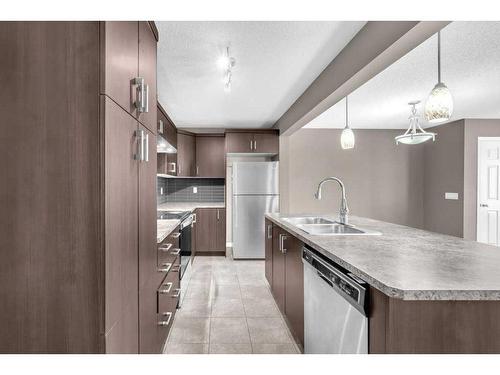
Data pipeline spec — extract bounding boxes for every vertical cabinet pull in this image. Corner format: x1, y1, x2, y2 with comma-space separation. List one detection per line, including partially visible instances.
253, 140, 257, 151
193, 213, 197, 224
144, 132, 149, 162
134, 130, 144, 161
217, 209, 220, 220
158, 119, 164, 134
279, 234, 287, 254
267, 224, 272, 239
249, 139, 253, 151
133, 77, 149, 113
158, 312, 172, 326
196, 166, 199, 175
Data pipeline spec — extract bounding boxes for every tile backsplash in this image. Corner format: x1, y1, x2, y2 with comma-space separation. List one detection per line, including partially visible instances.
157, 177, 225, 204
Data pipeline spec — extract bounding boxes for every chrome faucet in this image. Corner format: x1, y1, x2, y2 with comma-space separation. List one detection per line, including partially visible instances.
314, 177, 349, 225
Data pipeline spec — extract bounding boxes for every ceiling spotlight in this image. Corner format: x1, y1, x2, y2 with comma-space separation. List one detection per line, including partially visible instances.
424, 30, 453, 123
396, 101, 436, 145
218, 46, 236, 93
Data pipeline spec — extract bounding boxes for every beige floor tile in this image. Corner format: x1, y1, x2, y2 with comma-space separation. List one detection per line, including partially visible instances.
213, 273, 239, 285
184, 283, 213, 300
240, 285, 272, 300
209, 343, 252, 354
237, 273, 267, 286
212, 298, 245, 317
168, 317, 210, 344
165, 343, 209, 354
210, 317, 250, 344
251, 343, 298, 354
211, 284, 241, 299
247, 318, 292, 344
176, 298, 212, 318
242, 298, 280, 317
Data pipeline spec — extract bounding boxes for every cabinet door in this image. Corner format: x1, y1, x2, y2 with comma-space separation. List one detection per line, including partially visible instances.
226, 132, 254, 153
104, 96, 139, 353
195, 136, 225, 177
195, 208, 218, 252
177, 132, 196, 176
265, 219, 273, 286
139, 125, 158, 288
215, 208, 226, 252
139, 273, 163, 353
137, 22, 157, 133
272, 226, 286, 313
101, 21, 138, 117
285, 235, 304, 348
254, 132, 279, 154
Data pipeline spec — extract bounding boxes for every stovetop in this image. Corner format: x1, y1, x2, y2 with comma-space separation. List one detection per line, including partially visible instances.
157, 210, 191, 221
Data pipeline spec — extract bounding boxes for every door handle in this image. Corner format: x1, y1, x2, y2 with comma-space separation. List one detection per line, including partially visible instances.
267, 224, 272, 239
134, 129, 144, 161
480, 203, 489, 207
144, 132, 149, 162
133, 77, 148, 113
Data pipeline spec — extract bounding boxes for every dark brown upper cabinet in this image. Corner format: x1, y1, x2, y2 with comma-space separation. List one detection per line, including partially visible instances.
101, 21, 157, 134
195, 136, 225, 178
177, 132, 196, 177
157, 103, 178, 176
226, 131, 279, 154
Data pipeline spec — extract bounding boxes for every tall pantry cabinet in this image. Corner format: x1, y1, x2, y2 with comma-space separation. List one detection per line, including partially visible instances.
0, 21, 158, 353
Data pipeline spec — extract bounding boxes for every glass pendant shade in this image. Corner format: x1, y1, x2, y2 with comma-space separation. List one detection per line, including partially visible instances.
395, 101, 436, 145
341, 126, 355, 149
340, 96, 355, 149
424, 82, 453, 123
424, 31, 453, 123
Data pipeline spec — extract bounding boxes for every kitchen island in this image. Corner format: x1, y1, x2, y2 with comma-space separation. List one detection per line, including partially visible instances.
265, 213, 500, 353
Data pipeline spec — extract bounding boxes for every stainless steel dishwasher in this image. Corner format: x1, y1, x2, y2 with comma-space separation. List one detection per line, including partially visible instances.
303, 246, 369, 354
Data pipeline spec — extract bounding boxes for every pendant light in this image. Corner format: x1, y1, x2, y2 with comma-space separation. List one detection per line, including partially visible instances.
340, 96, 355, 149
395, 101, 436, 145
424, 31, 453, 123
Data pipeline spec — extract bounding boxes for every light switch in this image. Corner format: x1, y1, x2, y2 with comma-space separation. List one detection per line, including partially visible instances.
445, 192, 459, 200
193, 187, 198, 194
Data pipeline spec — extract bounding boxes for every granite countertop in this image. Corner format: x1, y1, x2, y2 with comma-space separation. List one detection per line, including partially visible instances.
266, 213, 500, 301
156, 202, 225, 243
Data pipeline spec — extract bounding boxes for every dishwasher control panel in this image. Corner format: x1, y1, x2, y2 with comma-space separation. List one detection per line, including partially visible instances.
302, 246, 368, 315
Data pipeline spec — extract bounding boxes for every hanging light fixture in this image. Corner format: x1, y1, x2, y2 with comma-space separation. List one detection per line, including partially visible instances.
217, 46, 236, 93
340, 96, 355, 149
424, 31, 453, 123
396, 101, 436, 145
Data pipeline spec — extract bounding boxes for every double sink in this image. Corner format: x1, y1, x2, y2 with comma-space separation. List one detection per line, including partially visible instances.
282, 216, 381, 236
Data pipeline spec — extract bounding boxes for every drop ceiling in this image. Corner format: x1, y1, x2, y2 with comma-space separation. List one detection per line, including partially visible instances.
156, 21, 366, 129
305, 21, 500, 130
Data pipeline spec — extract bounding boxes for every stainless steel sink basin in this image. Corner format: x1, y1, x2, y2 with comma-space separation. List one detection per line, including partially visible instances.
283, 216, 335, 225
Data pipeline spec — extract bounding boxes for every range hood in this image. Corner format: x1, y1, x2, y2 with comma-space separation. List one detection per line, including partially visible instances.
157, 134, 177, 154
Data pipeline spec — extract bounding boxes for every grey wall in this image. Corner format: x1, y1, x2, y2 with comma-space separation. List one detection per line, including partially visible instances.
282, 128, 425, 229
157, 177, 225, 204
463, 119, 500, 240
423, 120, 465, 237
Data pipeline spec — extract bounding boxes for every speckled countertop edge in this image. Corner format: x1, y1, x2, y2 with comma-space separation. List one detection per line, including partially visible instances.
266, 213, 500, 301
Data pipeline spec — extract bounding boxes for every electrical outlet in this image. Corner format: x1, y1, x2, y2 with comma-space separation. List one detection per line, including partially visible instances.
193, 187, 198, 194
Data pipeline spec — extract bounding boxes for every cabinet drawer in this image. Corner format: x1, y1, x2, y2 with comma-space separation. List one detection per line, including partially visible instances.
158, 229, 180, 268
157, 270, 180, 342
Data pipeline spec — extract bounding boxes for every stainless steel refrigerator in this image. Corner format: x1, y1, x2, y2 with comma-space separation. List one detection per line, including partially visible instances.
232, 162, 279, 259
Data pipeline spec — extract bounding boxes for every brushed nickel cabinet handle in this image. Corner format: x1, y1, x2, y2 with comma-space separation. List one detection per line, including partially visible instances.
158, 263, 172, 273
159, 282, 173, 294
133, 77, 147, 113
171, 289, 181, 298
280, 234, 288, 254
158, 312, 172, 326
171, 265, 181, 273
144, 132, 149, 162
158, 119, 164, 134
134, 129, 144, 161
249, 139, 253, 150
193, 213, 197, 224
196, 166, 199, 175
171, 232, 181, 238
267, 224, 272, 239
253, 140, 257, 151
168, 162, 176, 173
480, 203, 489, 207
217, 209, 220, 220
170, 248, 181, 255
158, 243, 173, 252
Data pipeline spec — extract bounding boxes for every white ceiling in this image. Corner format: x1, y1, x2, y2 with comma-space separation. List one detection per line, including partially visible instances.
156, 21, 366, 129
305, 21, 500, 130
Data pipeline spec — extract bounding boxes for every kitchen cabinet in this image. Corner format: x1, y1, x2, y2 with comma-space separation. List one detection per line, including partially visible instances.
265, 219, 273, 286
101, 21, 157, 133
195, 136, 225, 177
225, 131, 279, 154
157, 103, 178, 176
177, 132, 196, 177
1, 21, 158, 353
268, 222, 304, 349
194, 208, 226, 254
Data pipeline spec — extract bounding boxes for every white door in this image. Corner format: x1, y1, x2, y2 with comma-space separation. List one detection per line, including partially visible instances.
477, 138, 500, 245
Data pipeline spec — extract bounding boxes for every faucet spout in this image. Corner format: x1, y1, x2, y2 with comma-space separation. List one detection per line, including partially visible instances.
314, 177, 349, 225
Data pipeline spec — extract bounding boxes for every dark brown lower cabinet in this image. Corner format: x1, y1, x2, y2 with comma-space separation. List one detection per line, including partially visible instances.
194, 208, 226, 254
269, 223, 304, 349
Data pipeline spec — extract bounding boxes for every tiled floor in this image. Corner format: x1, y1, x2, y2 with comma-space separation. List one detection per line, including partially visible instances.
164, 255, 300, 354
